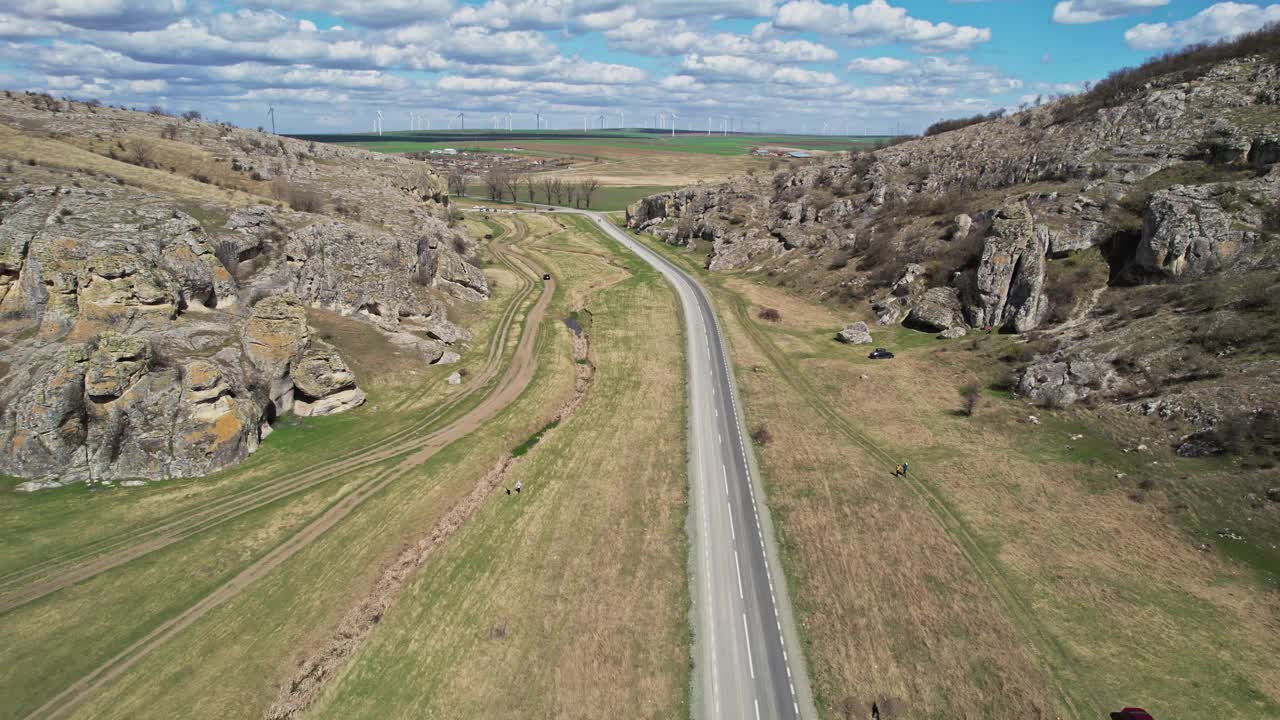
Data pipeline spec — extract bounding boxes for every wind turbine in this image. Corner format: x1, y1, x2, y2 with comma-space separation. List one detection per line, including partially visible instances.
507, 112, 512, 131
456, 111, 465, 129
376, 109, 383, 136
707, 116, 711, 136
618, 110, 624, 128
668, 110, 678, 136
267, 104, 276, 134
598, 112, 606, 130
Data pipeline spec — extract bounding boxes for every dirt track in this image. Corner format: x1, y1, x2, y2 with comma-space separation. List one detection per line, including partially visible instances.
20, 219, 557, 720
0, 221, 536, 613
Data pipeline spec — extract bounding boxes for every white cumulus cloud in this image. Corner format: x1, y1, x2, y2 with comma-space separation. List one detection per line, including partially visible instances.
773, 0, 991, 51
1052, 0, 1169, 25
1124, 1, 1280, 49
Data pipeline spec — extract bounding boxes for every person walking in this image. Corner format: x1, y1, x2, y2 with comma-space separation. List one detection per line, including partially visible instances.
514, 480, 523, 494
901, 461, 909, 476
872, 701, 881, 720
893, 464, 902, 477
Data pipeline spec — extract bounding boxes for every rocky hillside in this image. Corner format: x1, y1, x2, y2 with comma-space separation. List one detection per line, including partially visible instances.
628, 34, 1279, 457
0, 94, 488, 489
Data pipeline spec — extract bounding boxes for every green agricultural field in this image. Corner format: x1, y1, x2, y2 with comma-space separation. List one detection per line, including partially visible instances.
292, 129, 895, 157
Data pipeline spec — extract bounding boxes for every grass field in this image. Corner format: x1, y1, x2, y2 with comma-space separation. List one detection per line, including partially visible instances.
305, 213, 690, 719
1, 217, 552, 719
624, 229, 1280, 720
461, 183, 671, 212
293, 129, 890, 157
0, 213, 691, 720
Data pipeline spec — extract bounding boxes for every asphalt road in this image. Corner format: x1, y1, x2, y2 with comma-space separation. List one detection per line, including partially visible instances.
561, 209, 816, 720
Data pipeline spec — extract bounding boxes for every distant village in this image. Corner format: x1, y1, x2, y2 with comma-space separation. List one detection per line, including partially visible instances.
407, 148, 569, 177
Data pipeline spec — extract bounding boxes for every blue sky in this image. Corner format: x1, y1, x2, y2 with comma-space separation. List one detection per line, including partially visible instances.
1, 1, 1277, 134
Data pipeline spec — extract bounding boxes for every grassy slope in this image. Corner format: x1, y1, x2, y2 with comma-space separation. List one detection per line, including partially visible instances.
307, 213, 690, 719
626, 230, 1280, 720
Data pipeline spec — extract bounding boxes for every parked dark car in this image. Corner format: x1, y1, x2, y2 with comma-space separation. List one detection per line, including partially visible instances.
543, 273, 552, 281
1110, 709, 1154, 720
868, 348, 895, 360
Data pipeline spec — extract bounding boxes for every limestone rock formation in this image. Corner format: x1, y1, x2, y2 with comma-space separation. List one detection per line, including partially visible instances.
836, 321, 873, 344
0, 102, 487, 486
1017, 355, 1116, 407
1134, 184, 1245, 278
905, 287, 962, 332
291, 349, 366, 417
962, 201, 1049, 333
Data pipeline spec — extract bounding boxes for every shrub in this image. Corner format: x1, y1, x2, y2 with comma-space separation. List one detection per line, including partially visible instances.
750, 424, 773, 446
161, 123, 179, 140
808, 188, 836, 212
827, 249, 853, 271
1043, 251, 1108, 324
270, 176, 290, 201
958, 383, 981, 417
1211, 410, 1280, 455
127, 140, 155, 168
758, 307, 781, 322
288, 187, 323, 213
1050, 22, 1280, 124
924, 109, 1006, 137
181, 110, 202, 121
191, 173, 211, 184
147, 104, 168, 116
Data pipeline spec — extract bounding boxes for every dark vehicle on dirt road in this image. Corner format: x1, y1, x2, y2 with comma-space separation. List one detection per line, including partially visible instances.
868, 348, 895, 360
543, 273, 551, 280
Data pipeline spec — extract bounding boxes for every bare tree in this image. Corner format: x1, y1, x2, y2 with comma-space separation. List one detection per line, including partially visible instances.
550, 177, 564, 205
271, 175, 290, 201
500, 171, 519, 202
565, 181, 578, 208
483, 166, 507, 201
538, 176, 554, 204
446, 168, 467, 196
523, 174, 537, 202
579, 177, 600, 208
127, 139, 155, 168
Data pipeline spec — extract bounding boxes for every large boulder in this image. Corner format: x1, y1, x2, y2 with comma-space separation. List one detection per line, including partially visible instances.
290, 349, 366, 417
242, 293, 309, 415
905, 287, 962, 332
1017, 354, 1116, 406
870, 263, 926, 325
963, 200, 1049, 332
836, 321, 873, 344
1133, 184, 1246, 278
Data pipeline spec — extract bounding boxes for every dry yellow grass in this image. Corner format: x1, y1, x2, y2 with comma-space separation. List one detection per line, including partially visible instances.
642, 241, 1280, 719
0, 126, 265, 206
304, 216, 689, 720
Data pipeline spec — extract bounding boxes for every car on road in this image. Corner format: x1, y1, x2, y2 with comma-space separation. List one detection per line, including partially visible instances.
543, 273, 552, 280
868, 348, 895, 360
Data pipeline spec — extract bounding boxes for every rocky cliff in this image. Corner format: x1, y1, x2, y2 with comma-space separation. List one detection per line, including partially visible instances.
628, 44, 1279, 445
0, 95, 488, 488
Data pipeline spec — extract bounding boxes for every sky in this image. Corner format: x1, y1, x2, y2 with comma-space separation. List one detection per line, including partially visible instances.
1, 1, 1277, 135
